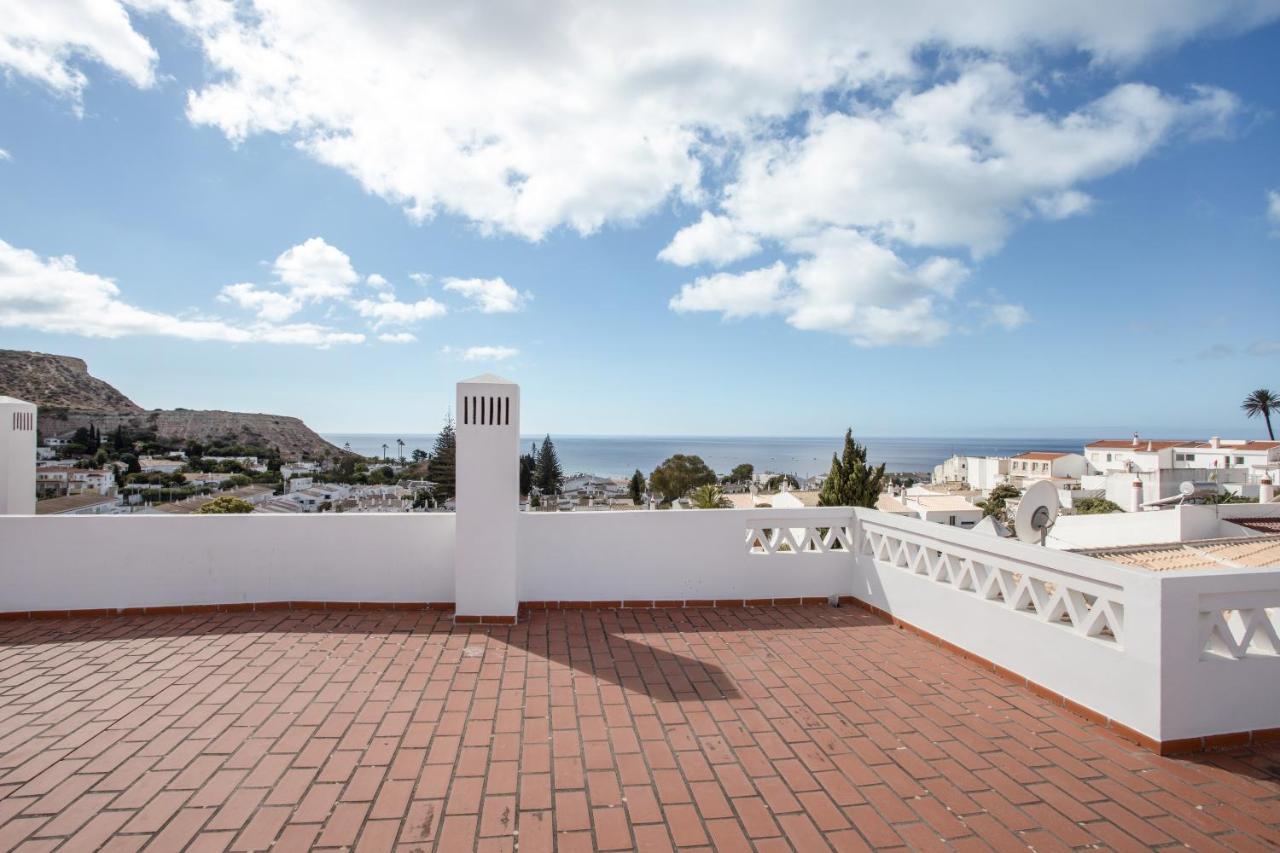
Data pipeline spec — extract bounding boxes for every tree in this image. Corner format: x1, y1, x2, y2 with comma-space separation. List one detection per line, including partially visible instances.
977, 483, 1021, 522
429, 417, 456, 502
628, 469, 646, 505
649, 454, 717, 503
411, 448, 428, 464
1073, 496, 1122, 514
223, 474, 252, 489
725, 463, 754, 484
818, 429, 885, 508
534, 435, 564, 495
195, 495, 254, 514
690, 484, 731, 508
397, 438, 406, 463
519, 443, 537, 497
1242, 389, 1279, 440
765, 474, 800, 491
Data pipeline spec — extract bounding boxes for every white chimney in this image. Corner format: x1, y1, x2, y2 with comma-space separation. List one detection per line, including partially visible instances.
1130, 479, 1144, 513
0, 397, 37, 515
1132, 432, 1139, 447
1210, 436, 1221, 449
1261, 477, 1275, 504
454, 374, 520, 622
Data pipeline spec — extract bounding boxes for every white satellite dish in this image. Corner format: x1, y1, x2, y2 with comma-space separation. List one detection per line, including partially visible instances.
1013, 480, 1060, 545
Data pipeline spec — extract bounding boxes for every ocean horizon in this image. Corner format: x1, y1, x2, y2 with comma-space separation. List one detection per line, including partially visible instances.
324, 433, 1090, 478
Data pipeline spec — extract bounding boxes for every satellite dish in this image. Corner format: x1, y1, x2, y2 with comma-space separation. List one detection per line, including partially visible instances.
1013, 480, 1060, 545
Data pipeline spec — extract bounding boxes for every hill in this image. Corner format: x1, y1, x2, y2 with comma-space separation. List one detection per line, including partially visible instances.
0, 349, 344, 459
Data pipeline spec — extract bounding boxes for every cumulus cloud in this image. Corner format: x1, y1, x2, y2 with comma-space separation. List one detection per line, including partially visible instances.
659, 212, 761, 267
7, 1, 1273, 347
37, 0, 1256, 242
217, 282, 302, 322
442, 277, 530, 313
352, 293, 447, 327
378, 332, 417, 344
0, 238, 363, 346
0, 149, 10, 161
271, 237, 359, 301
669, 263, 789, 319
0, 0, 157, 104
442, 345, 520, 362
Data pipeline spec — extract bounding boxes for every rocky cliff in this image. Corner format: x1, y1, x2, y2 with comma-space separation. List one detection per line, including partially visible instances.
0, 350, 344, 459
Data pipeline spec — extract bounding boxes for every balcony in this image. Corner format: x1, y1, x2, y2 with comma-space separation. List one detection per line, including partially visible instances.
2, 381, 1279, 848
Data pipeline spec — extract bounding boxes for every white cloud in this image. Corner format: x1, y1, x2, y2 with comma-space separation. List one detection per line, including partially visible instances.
1268, 189, 1280, 235
218, 282, 302, 322
365, 273, 389, 289
0, 237, 363, 346
0, 0, 157, 103
271, 236, 359, 301
1033, 190, 1094, 220
378, 332, 417, 344
104, 0, 1268, 242
442, 277, 530, 313
443, 345, 520, 362
669, 263, 789, 319
988, 303, 1031, 330
352, 293, 447, 327
0, 149, 10, 161
659, 212, 761, 267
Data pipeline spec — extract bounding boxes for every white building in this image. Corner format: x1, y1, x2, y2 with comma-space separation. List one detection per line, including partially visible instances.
138, 457, 185, 475
900, 493, 984, 528
932, 454, 1009, 492
1083, 436, 1278, 508
1008, 451, 1087, 484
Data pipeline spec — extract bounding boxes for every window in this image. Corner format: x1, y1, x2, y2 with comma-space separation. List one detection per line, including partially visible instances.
1234, 456, 1245, 466
948, 515, 956, 526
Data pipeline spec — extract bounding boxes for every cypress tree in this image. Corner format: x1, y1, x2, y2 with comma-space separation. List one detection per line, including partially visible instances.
818, 429, 885, 508
429, 417, 456, 502
534, 435, 564, 495
628, 469, 646, 505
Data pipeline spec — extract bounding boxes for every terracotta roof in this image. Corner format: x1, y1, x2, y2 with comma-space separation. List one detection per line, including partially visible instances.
1011, 451, 1070, 460
1085, 439, 1188, 451
1180, 441, 1280, 451
1224, 517, 1280, 534
875, 495, 914, 514
1077, 535, 1280, 571
35, 493, 117, 515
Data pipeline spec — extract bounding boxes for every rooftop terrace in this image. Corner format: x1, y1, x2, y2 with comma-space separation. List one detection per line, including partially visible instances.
2, 606, 1278, 852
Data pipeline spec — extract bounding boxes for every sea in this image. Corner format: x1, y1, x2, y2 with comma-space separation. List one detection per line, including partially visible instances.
323, 434, 1087, 478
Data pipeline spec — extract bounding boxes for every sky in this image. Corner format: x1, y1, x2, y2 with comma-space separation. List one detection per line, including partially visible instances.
1, 1, 1278, 438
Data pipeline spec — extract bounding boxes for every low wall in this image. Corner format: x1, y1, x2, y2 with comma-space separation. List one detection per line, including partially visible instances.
518, 507, 855, 603
0, 514, 455, 613
848, 510, 1163, 740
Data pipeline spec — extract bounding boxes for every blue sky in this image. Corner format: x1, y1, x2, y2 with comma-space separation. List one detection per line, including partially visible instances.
1, 2, 1278, 438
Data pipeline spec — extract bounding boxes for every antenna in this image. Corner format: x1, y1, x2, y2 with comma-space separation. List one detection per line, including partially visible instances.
1013, 480, 1060, 546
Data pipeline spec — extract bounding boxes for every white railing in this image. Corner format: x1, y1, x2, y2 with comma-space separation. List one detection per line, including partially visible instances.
745, 516, 854, 555
858, 513, 1126, 645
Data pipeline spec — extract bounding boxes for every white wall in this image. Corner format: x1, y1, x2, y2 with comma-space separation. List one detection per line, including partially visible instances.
519, 508, 855, 602
852, 509, 1164, 739
0, 514, 455, 612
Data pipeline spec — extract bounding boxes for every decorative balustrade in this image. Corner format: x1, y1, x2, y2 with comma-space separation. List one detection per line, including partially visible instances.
1200, 592, 1280, 660
745, 518, 853, 555
856, 515, 1126, 646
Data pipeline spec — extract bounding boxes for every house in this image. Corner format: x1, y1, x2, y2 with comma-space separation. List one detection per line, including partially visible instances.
183, 471, 235, 487
1082, 436, 1278, 509
932, 454, 1009, 492
1008, 451, 1087, 484
35, 491, 118, 515
901, 493, 985, 528
42, 436, 70, 448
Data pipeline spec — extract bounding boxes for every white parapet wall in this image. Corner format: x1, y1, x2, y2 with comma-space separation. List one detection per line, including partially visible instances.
0, 397, 37, 516
845, 508, 1280, 746
0, 514, 456, 612
519, 507, 857, 603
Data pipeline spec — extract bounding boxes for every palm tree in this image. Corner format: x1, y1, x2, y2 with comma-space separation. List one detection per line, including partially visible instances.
1242, 389, 1280, 440
396, 438, 405, 463
690, 484, 731, 509
381, 442, 388, 461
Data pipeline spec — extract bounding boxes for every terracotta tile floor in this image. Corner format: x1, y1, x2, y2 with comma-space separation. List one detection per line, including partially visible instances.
1, 606, 1278, 852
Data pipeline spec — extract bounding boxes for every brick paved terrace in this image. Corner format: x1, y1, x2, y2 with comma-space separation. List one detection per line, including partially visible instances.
1, 606, 1278, 852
